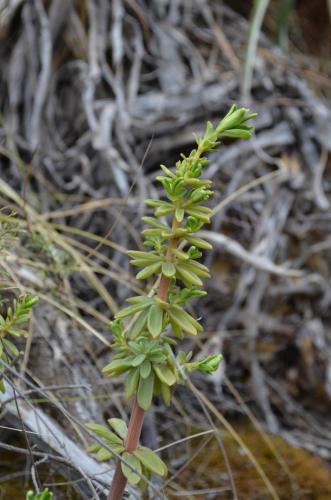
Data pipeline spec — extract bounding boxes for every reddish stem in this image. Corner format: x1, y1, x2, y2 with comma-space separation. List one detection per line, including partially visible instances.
158, 274, 170, 302
108, 398, 145, 499
108, 459, 127, 500
108, 274, 170, 500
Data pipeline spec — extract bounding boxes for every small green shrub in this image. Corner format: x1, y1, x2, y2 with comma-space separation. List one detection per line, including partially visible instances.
26, 488, 53, 500
0, 212, 38, 392
86, 105, 257, 498
0, 294, 38, 392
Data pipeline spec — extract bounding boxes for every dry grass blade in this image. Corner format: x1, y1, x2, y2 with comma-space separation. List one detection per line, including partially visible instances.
241, 0, 271, 102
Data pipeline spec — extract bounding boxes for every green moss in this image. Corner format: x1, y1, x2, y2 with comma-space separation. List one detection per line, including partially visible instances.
167, 425, 331, 499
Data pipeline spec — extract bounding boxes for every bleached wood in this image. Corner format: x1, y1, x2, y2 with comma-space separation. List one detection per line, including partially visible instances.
0, 383, 136, 497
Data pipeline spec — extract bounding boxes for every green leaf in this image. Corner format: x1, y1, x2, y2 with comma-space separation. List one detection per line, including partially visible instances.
185, 235, 212, 250
121, 452, 142, 485
170, 320, 184, 339
174, 287, 207, 305
195, 354, 223, 374
127, 251, 160, 261
109, 319, 123, 336
86, 441, 101, 454
124, 368, 140, 399
148, 352, 167, 363
96, 447, 113, 461
154, 365, 177, 386
3, 339, 19, 357
153, 375, 162, 396
216, 105, 257, 136
136, 262, 161, 280
185, 204, 212, 215
102, 358, 133, 376
26, 488, 53, 500
144, 199, 172, 208
128, 309, 148, 339
115, 301, 152, 320
155, 205, 174, 216
140, 360, 152, 379
168, 306, 198, 336
131, 353, 146, 367
126, 295, 152, 305
14, 314, 30, 324
163, 227, 188, 239
162, 262, 176, 277
142, 228, 163, 237
184, 311, 203, 332
173, 249, 189, 260
25, 295, 39, 307
130, 259, 160, 267
0, 377, 5, 393
175, 207, 184, 222
147, 305, 163, 337
127, 340, 144, 354
186, 216, 202, 233
161, 382, 172, 405
134, 447, 168, 477
137, 371, 154, 410
181, 260, 210, 278
160, 164, 176, 178
188, 188, 213, 205
108, 418, 128, 439
176, 266, 203, 287
85, 423, 123, 444
8, 327, 28, 337
142, 217, 169, 230
220, 129, 252, 139
187, 246, 202, 259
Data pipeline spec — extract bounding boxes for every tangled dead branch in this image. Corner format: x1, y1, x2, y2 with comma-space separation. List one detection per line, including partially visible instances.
0, 0, 331, 497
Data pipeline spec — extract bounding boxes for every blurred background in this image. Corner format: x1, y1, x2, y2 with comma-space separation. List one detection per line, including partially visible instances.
0, 0, 331, 498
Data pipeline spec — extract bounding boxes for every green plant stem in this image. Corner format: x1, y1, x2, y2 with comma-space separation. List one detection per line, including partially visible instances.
108, 222, 178, 499
241, 0, 270, 102
104, 107, 257, 497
